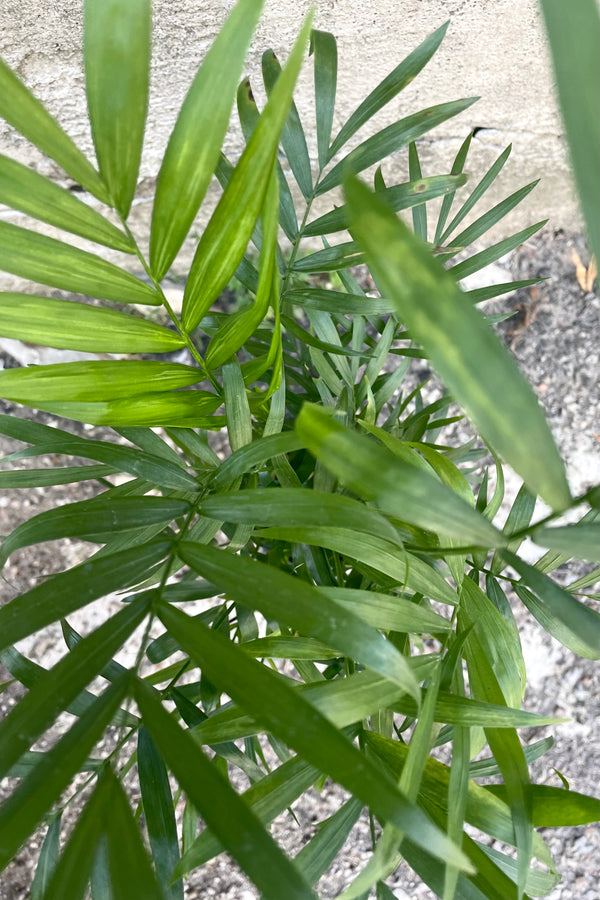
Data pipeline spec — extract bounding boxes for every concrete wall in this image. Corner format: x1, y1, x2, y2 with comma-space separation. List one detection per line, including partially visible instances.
0, 0, 580, 284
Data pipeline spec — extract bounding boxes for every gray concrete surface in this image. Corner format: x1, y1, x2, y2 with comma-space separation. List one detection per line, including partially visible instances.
0, 0, 584, 287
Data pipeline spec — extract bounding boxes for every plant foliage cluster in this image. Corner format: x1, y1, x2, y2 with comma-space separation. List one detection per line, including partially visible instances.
0, 0, 598, 898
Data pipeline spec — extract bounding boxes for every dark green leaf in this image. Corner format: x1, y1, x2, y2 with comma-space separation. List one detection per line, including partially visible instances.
0, 541, 167, 657
262, 49, 313, 199
0, 495, 188, 570
318, 98, 478, 196
531, 523, 600, 563
408, 142, 427, 240
0, 463, 115, 488
328, 22, 449, 158
30, 815, 62, 900
433, 131, 473, 244
0, 676, 130, 869
449, 221, 547, 281
134, 677, 319, 900
439, 144, 512, 244
296, 798, 363, 885
178, 541, 421, 702
344, 177, 569, 510
310, 29, 337, 168
157, 603, 472, 872
84, 0, 151, 216
138, 728, 183, 900
541, 0, 600, 260
296, 404, 503, 546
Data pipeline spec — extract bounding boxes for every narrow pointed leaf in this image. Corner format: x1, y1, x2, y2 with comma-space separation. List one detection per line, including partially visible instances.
178, 541, 421, 702
328, 22, 449, 158
150, 0, 265, 278
449, 181, 539, 250
26, 392, 222, 428
0, 57, 109, 202
507, 552, 600, 659
41, 772, 112, 900
310, 29, 337, 168
0, 360, 202, 404
541, 0, 600, 260
157, 602, 473, 872
318, 98, 478, 196
134, 677, 318, 900
448, 221, 546, 281
344, 177, 570, 509
296, 403, 503, 545
137, 728, 183, 900
0, 221, 160, 305
84, 0, 150, 217
0, 464, 115, 488
0, 155, 133, 252
30, 815, 62, 900
305, 174, 466, 238
182, 14, 313, 331
318, 587, 451, 634
434, 131, 473, 243
0, 294, 185, 353
440, 144, 512, 243
0, 677, 130, 869
0, 496, 188, 569
262, 49, 313, 199
0, 596, 150, 780
531, 523, 600, 563
0, 540, 168, 656
296, 798, 363, 885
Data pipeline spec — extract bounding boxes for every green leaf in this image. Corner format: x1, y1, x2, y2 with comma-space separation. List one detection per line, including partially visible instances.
257, 525, 457, 605
487, 784, 600, 827
30, 815, 62, 900
318, 587, 451, 634
0, 463, 116, 489
448, 221, 547, 281
463, 279, 541, 305
0, 57, 109, 203
84, 0, 151, 217
27, 392, 222, 428
157, 602, 473, 872
296, 404, 503, 546
137, 728, 183, 900
507, 552, 600, 659
211, 431, 304, 489
473, 841, 559, 896
205, 170, 279, 370
469, 737, 554, 779
296, 798, 363, 885
262, 49, 313, 199
0, 596, 149, 781
175, 755, 320, 875
317, 98, 478, 196
0, 676, 130, 869
199, 487, 400, 544
182, 13, 313, 331
462, 610, 532, 899
304, 174, 466, 237
102, 768, 164, 900
0, 155, 133, 252
134, 677, 319, 900
439, 143, 512, 244
0, 540, 168, 657
344, 177, 570, 510
0, 414, 199, 490
178, 541, 421, 702
0, 360, 202, 404
310, 29, 337, 169
283, 287, 395, 315
0, 221, 160, 305
0, 294, 185, 354
434, 131, 473, 244
531, 523, 600, 563
448, 181, 540, 251
150, 0, 265, 279
0, 495, 188, 570
41, 771, 112, 900
541, 0, 600, 260
328, 22, 449, 158
408, 142, 427, 240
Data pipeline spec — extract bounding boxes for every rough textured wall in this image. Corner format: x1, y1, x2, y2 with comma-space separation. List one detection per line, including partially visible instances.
0, 0, 580, 283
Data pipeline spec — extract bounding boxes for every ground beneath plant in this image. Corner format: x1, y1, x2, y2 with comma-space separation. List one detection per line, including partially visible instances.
0, 230, 598, 899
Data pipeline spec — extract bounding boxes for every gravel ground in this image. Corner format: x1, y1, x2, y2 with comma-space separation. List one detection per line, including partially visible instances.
0, 229, 598, 898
